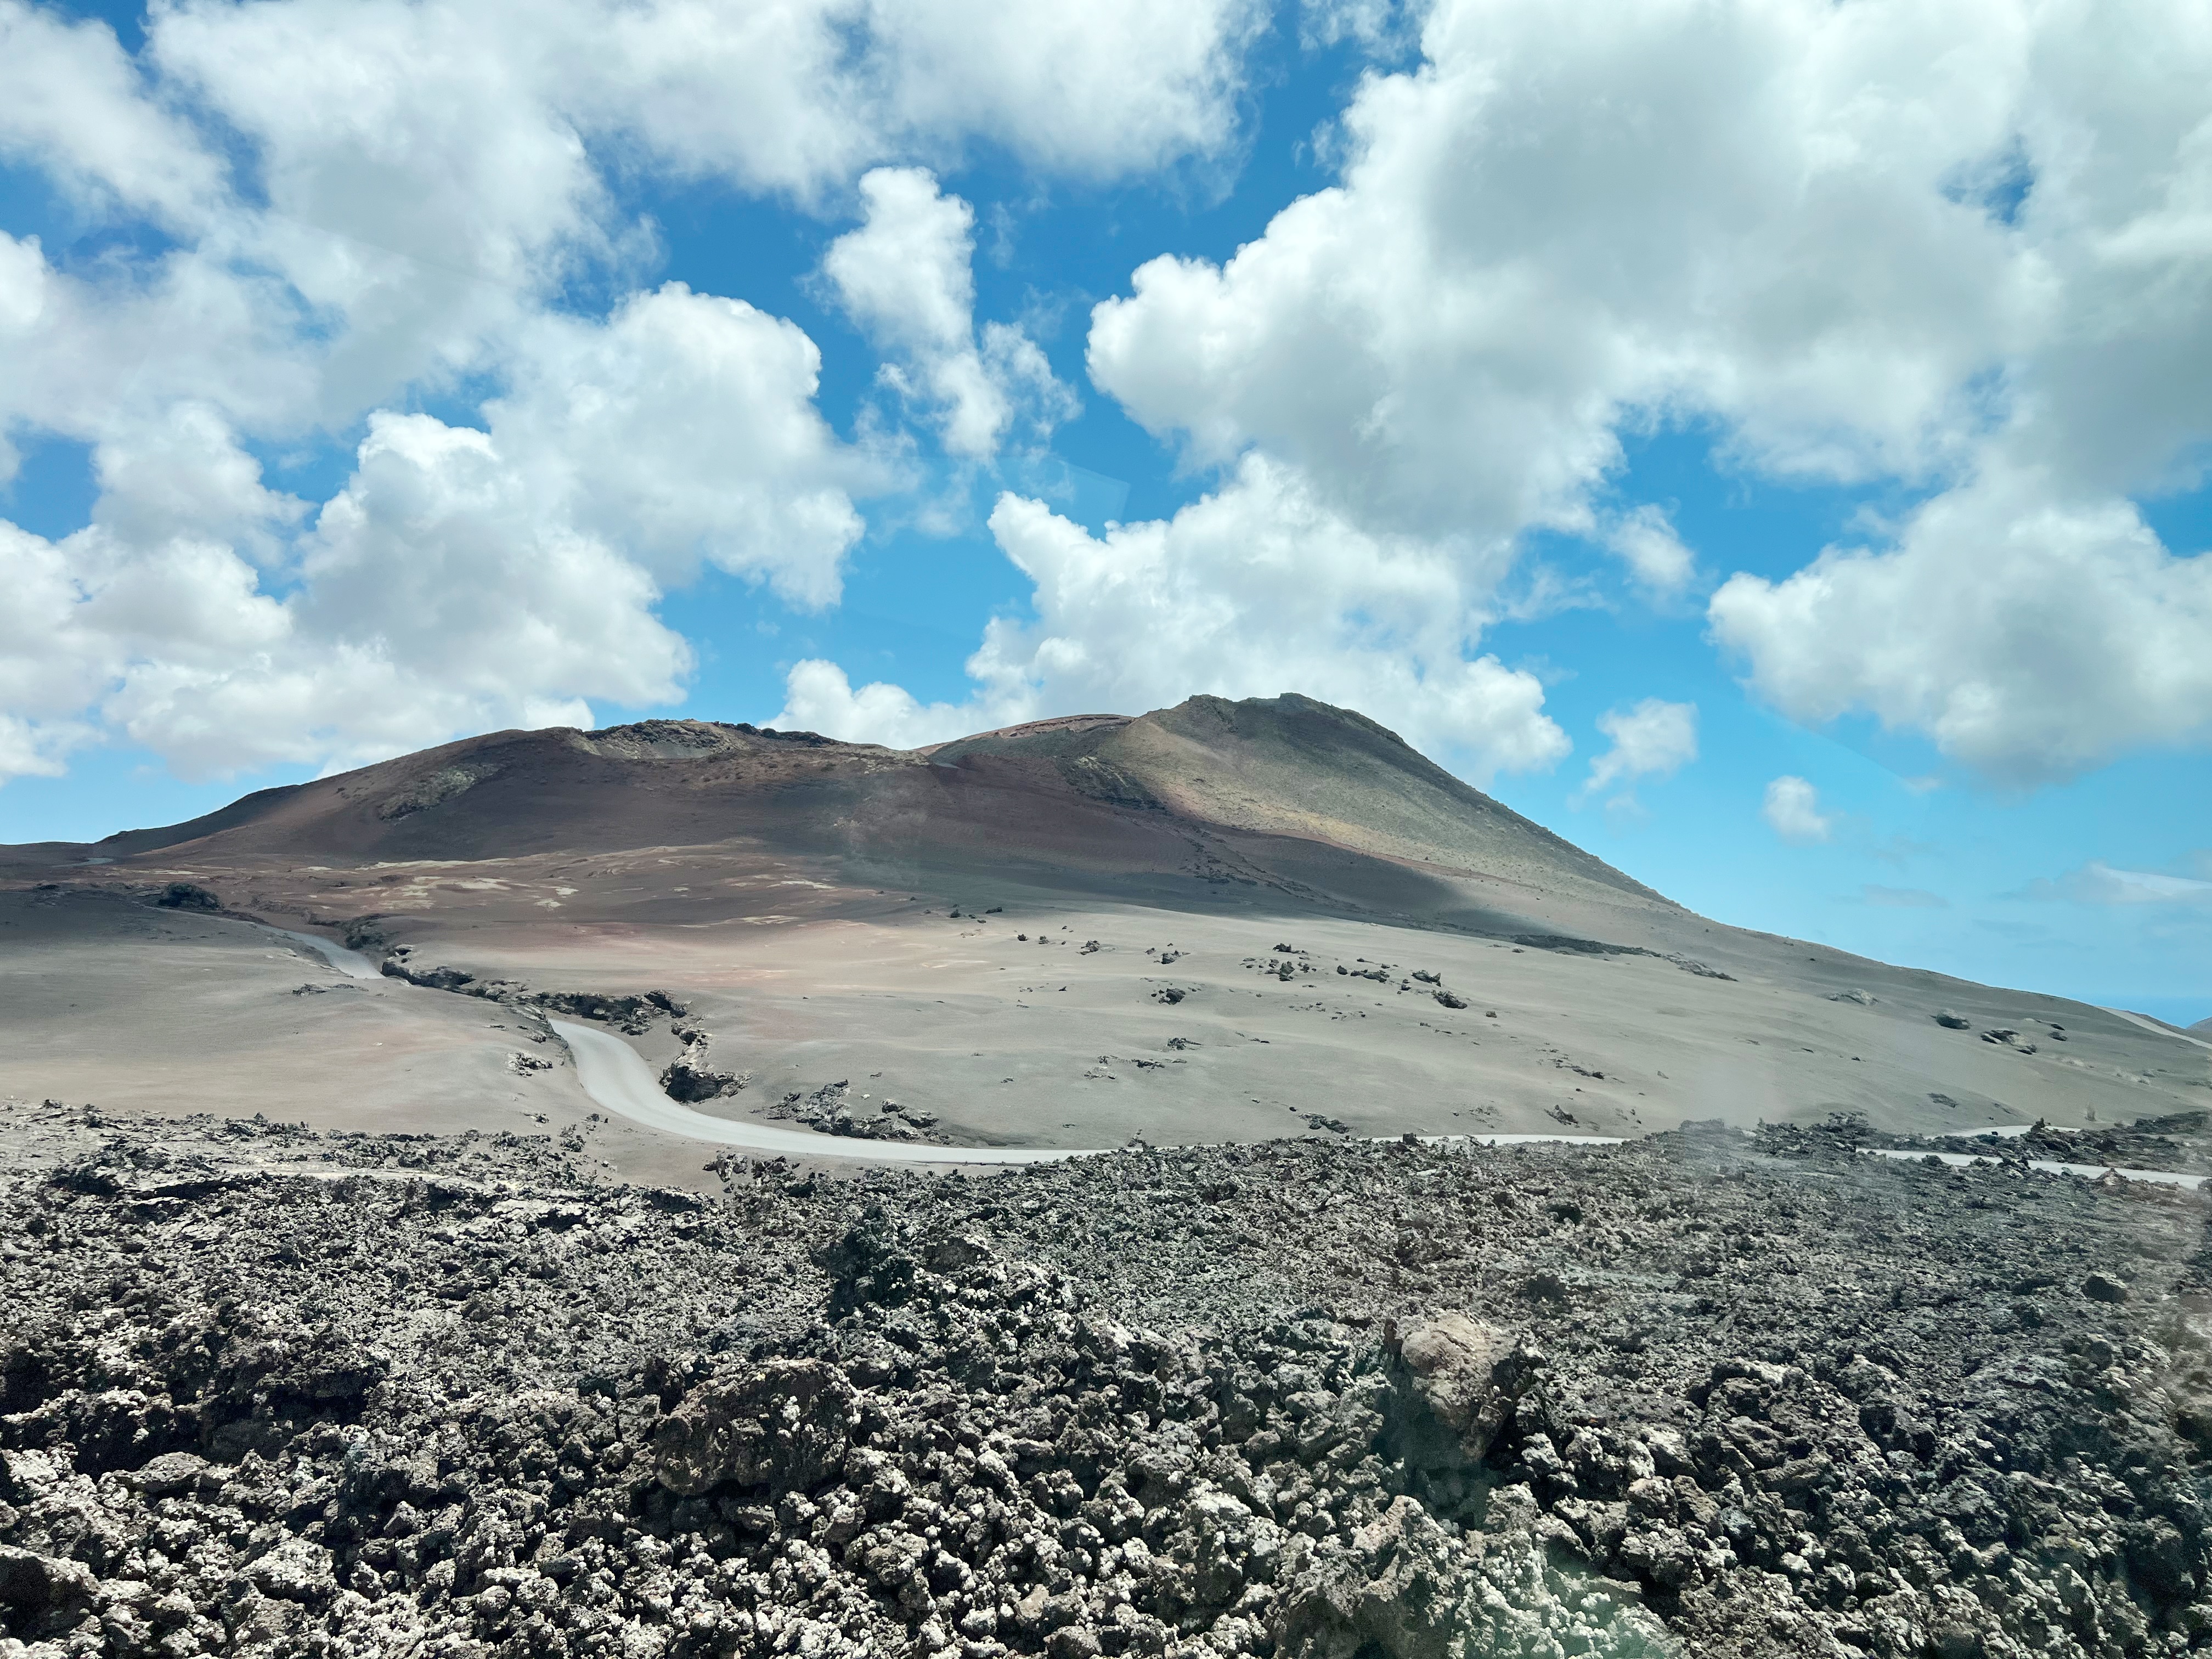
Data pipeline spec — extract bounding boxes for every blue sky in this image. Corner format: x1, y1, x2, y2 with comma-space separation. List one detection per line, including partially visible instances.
2, 0, 2210, 1023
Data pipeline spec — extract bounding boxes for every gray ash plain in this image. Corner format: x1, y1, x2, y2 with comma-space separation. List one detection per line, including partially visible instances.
7, 1102, 2212, 1658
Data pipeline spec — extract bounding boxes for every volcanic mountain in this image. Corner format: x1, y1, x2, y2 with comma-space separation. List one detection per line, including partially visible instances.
49, 694, 1666, 933
3, 694, 2204, 1182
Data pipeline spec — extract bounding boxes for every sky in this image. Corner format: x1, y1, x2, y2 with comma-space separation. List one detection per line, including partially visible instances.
1, 0, 2209, 1024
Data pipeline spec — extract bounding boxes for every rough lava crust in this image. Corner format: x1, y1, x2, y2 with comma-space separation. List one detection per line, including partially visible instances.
5, 1103, 2212, 1658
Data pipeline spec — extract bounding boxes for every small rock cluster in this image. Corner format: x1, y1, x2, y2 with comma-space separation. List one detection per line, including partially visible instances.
1793, 1109, 2212, 1181
4, 1103, 2212, 1658
661, 1030, 752, 1105
764, 1082, 944, 1143
376, 953, 684, 1037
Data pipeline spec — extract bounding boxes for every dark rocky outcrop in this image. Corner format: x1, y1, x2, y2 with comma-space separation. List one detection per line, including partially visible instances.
376, 952, 684, 1036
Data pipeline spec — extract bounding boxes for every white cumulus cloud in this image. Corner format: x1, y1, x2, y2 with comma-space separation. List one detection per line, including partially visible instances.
156, 0, 1264, 210
860, 0, 1265, 184
13, 404, 691, 783
777, 456, 1571, 776
1084, 0, 2212, 783
0, 2, 224, 229
14, 0, 2212, 799
1711, 465, 2212, 786
0, 0, 1263, 787
777, 662, 981, 753
1602, 506, 1696, 593
1087, 0, 2039, 547
2022, 861, 2212, 906
1575, 698, 1698, 810
0, 284, 865, 783
489, 284, 870, 608
1762, 775, 1834, 845
823, 169, 1073, 460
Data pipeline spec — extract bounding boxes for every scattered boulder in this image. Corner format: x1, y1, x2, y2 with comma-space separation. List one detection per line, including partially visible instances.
1669, 956, 1735, 980
816, 1207, 921, 1311
243, 1535, 336, 1603
1397, 1314, 1518, 1457
660, 1025, 744, 1100
376, 761, 500, 821
652, 1359, 857, 1496
126, 1450, 208, 1497
340, 916, 388, 952
532, 989, 668, 1033
1935, 1010, 1972, 1029
382, 958, 481, 992
661, 1060, 742, 1100
0, 1544, 98, 1621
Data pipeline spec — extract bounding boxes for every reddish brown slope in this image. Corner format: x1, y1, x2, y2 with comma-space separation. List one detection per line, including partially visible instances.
3, 697, 1673, 941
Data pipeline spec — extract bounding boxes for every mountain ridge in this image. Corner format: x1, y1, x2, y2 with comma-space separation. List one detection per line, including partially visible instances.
29, 695, 1664, 916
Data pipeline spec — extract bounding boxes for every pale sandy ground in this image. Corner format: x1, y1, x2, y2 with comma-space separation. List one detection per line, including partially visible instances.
0, 888, 719, 1189
439, 886, 2212, 1149
6, 856, 2208, 1189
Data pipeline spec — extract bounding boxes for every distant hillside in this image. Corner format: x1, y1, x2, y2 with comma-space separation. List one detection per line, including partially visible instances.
69, 720, 911, 864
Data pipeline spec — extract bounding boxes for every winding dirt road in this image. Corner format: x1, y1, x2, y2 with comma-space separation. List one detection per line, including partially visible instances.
549, 1018, 1102, 1164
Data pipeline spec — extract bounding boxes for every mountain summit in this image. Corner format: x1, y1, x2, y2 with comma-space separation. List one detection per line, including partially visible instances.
934, 693, 1663, 906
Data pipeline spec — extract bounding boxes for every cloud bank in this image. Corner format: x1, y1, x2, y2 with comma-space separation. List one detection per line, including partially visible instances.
5, 0, 2212, 805
794, 0, 2212, 787
779, 457, 1570, 776
0, 0, 1260, 782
